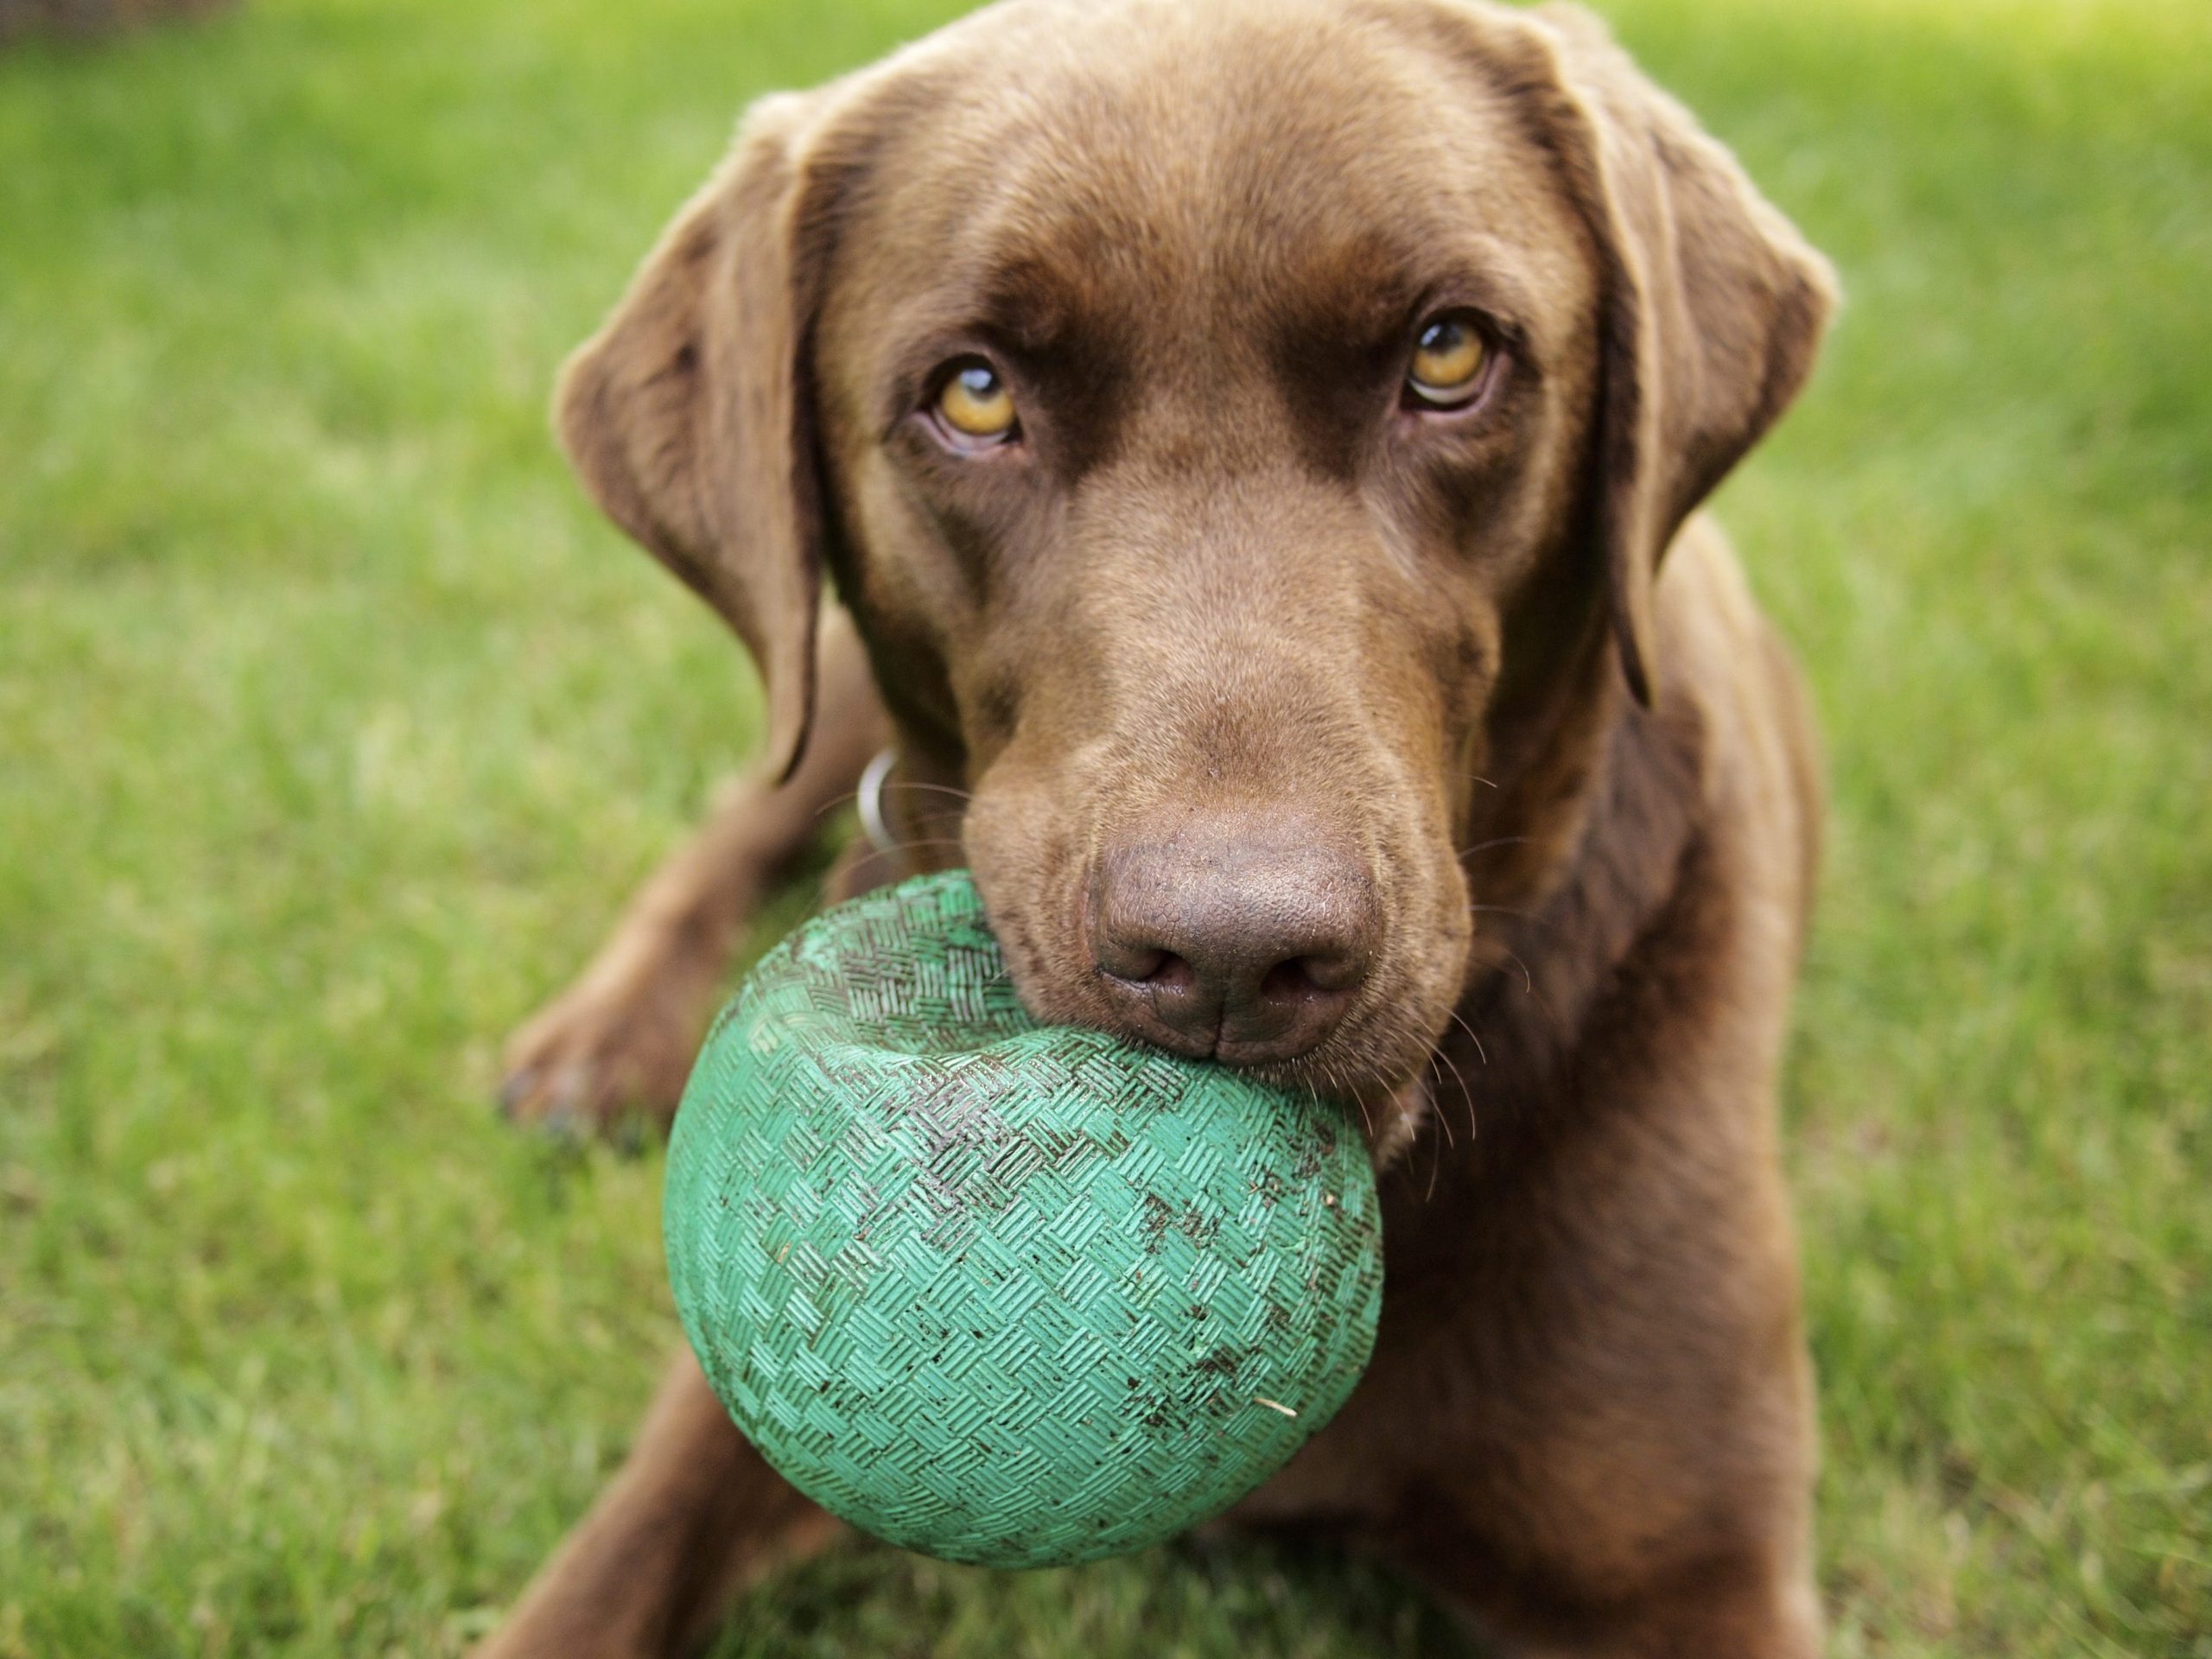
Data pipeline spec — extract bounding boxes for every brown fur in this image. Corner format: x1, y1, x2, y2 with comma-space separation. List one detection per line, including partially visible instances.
487, 1, 1836, 1652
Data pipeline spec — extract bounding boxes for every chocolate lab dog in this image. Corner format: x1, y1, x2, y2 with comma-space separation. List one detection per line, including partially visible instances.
484, 0, 1836, 1651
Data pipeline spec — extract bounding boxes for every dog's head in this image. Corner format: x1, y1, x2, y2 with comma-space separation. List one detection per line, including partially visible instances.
556, 0, 1833, 1126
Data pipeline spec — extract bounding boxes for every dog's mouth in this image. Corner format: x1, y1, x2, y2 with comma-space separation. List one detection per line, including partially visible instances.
955, 747, 1471, 1157
973, 852, 1456, 1163
1123, 982, 1445, 1174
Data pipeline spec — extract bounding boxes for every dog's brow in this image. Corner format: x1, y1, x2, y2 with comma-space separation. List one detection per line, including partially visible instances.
880, 242, 1127, 366
974, 253, 1108, 358
1262, 232, 1542, 387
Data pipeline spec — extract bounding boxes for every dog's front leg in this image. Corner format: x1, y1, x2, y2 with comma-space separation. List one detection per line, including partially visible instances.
474, 1351, 842, 1659
499, 613, 887, 1135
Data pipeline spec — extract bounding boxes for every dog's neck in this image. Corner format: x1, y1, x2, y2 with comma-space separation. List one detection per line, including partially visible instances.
1380, 626, 1712, 1241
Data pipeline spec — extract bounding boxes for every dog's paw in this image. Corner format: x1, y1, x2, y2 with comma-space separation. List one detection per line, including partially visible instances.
496, 973, 702, 1139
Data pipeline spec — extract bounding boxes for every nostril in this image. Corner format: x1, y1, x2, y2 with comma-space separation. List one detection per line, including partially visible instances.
1099, 944, 1197, 994
1147, 951, 1197, 994
1258, 957, 1322, 1003
1259, 953, 1364, 1004
1108, 946, 1166, 982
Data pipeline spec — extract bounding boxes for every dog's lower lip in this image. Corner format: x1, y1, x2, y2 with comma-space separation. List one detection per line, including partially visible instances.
1212, 1037, 1315, 1069
1111, 1008, 1216, 1062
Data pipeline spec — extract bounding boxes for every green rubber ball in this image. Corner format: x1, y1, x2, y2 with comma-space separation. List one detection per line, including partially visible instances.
664, 870, 1383, 1568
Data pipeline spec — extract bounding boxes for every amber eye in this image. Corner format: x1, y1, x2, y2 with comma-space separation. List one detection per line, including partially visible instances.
934, 360, 1018, 442
1407, 315, 1490, 408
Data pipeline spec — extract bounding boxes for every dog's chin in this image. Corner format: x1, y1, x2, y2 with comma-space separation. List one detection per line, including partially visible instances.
1239, 1014, 1451, 1173
1236, 1057, 1438, 1174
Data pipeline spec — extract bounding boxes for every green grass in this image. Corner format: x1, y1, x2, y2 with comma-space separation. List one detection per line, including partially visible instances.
1, 0, 2206, 1652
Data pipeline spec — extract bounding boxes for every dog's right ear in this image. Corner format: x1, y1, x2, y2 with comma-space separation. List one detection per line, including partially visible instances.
556, 92, 831, 782
1446, 4, 1835, 709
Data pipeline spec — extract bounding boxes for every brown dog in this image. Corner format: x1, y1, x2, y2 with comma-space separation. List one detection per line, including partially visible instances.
486, 0, 1836, 1652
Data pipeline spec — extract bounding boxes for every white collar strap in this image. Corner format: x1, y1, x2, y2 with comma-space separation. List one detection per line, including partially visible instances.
856, 747, 900, 856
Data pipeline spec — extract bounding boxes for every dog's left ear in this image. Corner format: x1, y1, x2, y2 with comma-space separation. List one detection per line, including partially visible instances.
554, 92, 840, 782
1511, 5, 1838, 705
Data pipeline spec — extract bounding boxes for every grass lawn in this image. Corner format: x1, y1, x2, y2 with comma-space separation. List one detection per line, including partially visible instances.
3, 0, 2208, 1652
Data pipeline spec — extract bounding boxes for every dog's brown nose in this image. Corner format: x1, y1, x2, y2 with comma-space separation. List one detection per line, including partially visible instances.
1089, 819, 1377, 1064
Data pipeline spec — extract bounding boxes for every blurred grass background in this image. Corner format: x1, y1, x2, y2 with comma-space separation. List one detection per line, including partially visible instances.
1, 0, 2207, 1653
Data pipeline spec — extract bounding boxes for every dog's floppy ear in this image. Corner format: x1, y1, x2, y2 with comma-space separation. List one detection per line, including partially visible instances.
1510, 6, 1837, 705
556, 92, 835, 780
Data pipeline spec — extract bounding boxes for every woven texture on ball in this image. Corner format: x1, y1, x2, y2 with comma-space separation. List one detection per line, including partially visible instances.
664, 870, 1383, 1569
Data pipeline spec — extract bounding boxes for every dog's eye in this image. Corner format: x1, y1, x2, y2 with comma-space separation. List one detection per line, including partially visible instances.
1406, 315, 1489, 409
934, 360, 1019, 444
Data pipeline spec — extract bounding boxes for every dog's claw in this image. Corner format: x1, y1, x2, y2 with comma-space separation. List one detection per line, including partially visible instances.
496, 1067, 538, 1119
